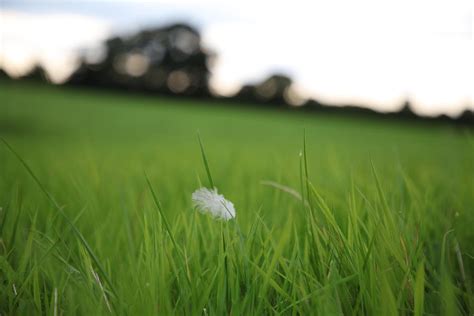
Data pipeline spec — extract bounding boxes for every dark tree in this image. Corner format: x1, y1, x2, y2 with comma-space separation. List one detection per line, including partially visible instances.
67, 23, 213, 97
235, 73, 296, 106
398, 99, 417, 119
457, 109, 474, 125
19, 65, 49, 82
0, 68, 11, 80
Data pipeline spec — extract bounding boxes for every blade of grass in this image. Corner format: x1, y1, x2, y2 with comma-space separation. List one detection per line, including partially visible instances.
260, 180, 305, 204
414, 259, 425, 316
144, 173, 178, 249
197, 132, 214, 188
303, 129, 311, 209
144, 172, 192, 289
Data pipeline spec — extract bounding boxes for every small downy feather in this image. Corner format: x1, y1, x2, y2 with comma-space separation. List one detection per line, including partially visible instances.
192, 187, 236, 220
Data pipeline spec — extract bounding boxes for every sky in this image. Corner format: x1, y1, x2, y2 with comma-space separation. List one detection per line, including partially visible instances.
1, 0, 473, 116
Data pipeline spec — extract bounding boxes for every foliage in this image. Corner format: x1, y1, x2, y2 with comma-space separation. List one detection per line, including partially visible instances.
1, 82, 473, 314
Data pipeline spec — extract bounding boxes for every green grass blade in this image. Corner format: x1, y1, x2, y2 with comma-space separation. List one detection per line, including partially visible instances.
144, 173, 192, 289
144, 173, 178, 248
414, 259, 425, 316
197, 132, 214, 188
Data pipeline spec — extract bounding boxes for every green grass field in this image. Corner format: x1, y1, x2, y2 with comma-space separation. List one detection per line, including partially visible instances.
1, 80, 473, 315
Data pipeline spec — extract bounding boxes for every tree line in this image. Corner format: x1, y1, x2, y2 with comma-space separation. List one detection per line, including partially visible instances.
1, 22, 472, 126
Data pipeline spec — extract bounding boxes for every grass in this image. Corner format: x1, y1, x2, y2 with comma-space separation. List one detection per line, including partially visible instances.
0, 80, 473, 315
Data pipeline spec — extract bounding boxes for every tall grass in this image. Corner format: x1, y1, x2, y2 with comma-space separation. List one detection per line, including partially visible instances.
0, 81, 473, 314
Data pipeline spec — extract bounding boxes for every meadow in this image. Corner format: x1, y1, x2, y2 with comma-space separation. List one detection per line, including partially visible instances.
0, 80, 473, 315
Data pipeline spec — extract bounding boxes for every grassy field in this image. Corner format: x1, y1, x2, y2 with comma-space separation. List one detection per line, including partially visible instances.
1, 80, 473, 315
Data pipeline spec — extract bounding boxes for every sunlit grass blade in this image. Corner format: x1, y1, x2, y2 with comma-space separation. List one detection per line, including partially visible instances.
144, 172, 178, 248
260, 180, 306, 204
8, 196, 23, 254
302, 129, 311, 210
414, 259, 425, 316
197, 132, 214, 188
144, 172, 192, 290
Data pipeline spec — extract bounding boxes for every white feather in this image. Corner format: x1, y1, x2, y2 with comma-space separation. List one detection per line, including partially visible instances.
192, 187, 236, 220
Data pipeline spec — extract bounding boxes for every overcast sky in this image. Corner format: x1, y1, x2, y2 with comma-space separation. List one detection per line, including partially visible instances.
1, 0, 473, 116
